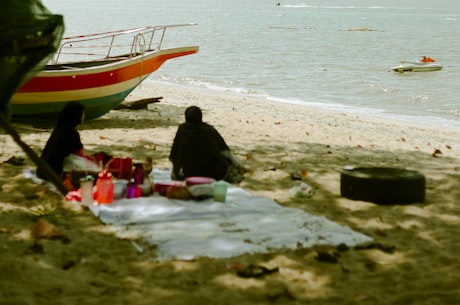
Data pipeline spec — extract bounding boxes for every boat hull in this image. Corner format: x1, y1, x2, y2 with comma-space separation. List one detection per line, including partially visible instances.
391, 61, 442, 73
10, 46, 198, 123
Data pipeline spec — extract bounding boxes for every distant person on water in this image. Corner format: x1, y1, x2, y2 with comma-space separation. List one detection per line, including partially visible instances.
169, 106, 246, 183
421, 56, 435, 63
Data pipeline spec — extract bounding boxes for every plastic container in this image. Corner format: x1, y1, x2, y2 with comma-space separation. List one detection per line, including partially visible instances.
185, 176, 215, 186
79, 176, 94, 206
154, 181, 182, 196
213, 181, 228, 203
107, 157, 133, 180
96, 170, 114, 204
113, 179, 128, 199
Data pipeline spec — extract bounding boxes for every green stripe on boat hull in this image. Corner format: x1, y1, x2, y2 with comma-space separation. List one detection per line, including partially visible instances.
10, 88, 134, 126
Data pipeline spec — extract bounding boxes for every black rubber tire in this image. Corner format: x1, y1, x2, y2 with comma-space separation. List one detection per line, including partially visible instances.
340, 167, 425, 204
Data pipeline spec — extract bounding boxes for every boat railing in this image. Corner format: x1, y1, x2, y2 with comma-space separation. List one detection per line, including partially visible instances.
51, 23, 197, 64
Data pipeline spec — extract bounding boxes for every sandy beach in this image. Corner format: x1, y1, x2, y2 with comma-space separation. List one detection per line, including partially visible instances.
1, 82, 460, 304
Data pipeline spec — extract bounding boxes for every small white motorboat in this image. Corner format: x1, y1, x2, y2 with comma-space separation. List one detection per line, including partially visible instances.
391, 61, 443, 73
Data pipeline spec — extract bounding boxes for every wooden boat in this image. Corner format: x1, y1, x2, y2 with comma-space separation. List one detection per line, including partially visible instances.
10, 24, 199, 124
391, 61, 442, 73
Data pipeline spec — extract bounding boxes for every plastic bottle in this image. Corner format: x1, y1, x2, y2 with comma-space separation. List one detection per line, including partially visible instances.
126, 181, 137, 199
132, 163, 144, 185
79, 175, 94, 206
96, 170, 114, 204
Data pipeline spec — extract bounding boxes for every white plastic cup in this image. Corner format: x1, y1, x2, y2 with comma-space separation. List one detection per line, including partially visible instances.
79, 176, 94, 206
213, 181, 227, 203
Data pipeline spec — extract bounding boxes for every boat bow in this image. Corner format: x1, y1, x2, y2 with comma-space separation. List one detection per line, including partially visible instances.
11, 24, 199, 123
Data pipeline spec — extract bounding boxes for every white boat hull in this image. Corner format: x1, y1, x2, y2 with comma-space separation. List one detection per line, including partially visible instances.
392, 61, 442, 73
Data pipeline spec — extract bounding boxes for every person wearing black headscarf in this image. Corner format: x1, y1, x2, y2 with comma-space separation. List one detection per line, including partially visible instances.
169, 106, 244, 183
37, 102, 86, 180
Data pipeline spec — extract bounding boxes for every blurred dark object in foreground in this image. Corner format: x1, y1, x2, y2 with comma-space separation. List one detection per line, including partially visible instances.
0, 0, 66, 195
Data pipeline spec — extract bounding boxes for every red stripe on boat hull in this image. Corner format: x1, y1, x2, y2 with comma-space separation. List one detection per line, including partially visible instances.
16, 47, 197, 92
9, 46, 198, 123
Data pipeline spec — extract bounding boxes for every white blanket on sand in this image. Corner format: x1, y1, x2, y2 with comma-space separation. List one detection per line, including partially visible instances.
88, 169, 373, 261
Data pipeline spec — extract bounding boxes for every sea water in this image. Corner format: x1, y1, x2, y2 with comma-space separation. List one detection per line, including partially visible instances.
43, 0, 460, 127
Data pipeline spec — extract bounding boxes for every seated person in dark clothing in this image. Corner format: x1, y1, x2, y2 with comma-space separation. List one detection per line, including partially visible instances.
169, 106, 245, 183
37, 102, 92, 181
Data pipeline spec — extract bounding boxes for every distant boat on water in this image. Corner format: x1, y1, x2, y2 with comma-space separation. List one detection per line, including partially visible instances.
392, 56, 442, 73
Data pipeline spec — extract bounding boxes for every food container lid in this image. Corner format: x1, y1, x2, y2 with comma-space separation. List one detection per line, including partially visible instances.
98, 169, 112, 179
185, 176, 215, 186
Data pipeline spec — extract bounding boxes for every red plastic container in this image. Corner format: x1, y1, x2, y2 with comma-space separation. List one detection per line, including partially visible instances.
154, 181, 182, 196
96, 170, 114, 204
107, 158, 133, 181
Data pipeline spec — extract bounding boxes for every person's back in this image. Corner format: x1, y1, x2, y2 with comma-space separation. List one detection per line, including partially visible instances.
178, 122, 228, 179
169, 106, 230, 180
37, 102, 85, 179
38, 125, 82, 178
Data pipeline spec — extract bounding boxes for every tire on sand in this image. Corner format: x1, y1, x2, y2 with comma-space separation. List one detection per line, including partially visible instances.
340, 167, 425, 204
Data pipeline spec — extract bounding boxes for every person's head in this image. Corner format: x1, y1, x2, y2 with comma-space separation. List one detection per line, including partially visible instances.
56, 102, 85, 127
185, 106, 202, 123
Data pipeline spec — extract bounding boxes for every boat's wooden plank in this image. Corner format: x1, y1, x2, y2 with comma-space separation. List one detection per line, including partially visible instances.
114, 97, 163, 110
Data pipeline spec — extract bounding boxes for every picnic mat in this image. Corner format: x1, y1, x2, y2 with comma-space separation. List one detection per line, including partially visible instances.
87, 169, 373, 261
